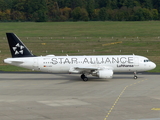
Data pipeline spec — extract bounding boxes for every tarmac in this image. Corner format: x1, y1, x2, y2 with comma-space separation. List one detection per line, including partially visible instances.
0, 72, 160, 120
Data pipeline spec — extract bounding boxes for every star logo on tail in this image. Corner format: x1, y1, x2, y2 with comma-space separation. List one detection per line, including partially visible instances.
12, 43, 24, 55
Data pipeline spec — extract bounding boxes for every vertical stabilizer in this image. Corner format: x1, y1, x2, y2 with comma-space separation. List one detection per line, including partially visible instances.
6, 33, 34, 58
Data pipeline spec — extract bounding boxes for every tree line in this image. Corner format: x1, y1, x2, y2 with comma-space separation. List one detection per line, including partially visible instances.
0, 0, 160, 22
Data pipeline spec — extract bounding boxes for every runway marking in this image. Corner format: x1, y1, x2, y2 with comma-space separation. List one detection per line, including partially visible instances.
151, 108, 160, 111
38, 99, 90, 107
104, 79, 148, 120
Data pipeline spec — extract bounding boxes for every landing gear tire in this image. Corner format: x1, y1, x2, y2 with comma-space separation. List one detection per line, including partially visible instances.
133, 72, 138, 79
134, 76, 138, 79
83, 77, 88, 81
81, 74, 88, 81
81, 74, 85, 79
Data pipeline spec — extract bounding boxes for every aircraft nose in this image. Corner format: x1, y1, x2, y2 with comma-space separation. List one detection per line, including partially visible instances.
151, 62, 156, 69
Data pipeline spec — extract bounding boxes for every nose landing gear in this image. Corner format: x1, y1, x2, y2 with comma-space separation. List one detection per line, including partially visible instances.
134, 72, 138, 79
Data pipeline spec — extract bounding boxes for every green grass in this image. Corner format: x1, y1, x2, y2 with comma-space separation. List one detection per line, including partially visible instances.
0, 65, 32, 72
0, 21, 160, 72
0, 21, 160, 37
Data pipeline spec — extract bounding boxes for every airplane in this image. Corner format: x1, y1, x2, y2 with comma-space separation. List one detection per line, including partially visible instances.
4, 33, 156, 81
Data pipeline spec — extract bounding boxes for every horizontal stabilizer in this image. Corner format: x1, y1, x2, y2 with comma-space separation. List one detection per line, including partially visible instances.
4, 58, 24, 64
11, 60, 24, 63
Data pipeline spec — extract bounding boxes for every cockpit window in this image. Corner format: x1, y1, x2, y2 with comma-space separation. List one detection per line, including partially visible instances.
144, 59, 151, 62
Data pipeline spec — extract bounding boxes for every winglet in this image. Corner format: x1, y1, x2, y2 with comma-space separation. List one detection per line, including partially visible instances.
6, 33, 35, 58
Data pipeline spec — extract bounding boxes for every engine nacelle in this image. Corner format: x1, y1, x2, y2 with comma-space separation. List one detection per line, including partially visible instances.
98, 69, 113, 79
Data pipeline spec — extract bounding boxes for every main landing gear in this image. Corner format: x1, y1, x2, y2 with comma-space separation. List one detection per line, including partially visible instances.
134, 72, 138, 79
81, 74, 88, 81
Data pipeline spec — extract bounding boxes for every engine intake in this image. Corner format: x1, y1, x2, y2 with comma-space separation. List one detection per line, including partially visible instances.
98, 69, 113, 79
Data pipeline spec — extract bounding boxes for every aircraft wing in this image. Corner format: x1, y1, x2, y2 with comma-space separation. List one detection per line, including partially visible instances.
69, 66, 113, 74
74, 66, 99, 70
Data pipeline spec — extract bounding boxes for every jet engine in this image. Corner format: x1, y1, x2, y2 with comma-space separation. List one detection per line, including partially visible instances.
97, 69, 113, 79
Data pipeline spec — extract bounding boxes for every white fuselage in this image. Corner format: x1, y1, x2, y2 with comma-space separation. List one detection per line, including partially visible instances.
4, 55, 156, 74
